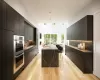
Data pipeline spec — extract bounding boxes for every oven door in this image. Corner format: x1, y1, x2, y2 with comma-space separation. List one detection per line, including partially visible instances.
16, 41, 24, 52
14, 53, 24, 74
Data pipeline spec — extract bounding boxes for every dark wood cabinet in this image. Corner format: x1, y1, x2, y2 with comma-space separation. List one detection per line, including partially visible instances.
67, 15, 93, 40
0, 1, 2, 29
2, 1, 24, 36
18, 15, 24, 36
2, 1, 16, 31
24, 21, 35, 41
0, 1, 2, 79
0, 1, 37, 80
14, 13, 24, 36
24, 46, 38, 68
65, 45, 93, 73
13, 47, 38, 79
3, 2, 16, 31
0, 30, 1, 80
2, 30, 14, 80
34, 28, 37, 44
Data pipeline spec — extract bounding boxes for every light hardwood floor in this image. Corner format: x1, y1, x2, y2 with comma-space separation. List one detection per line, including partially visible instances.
16, 53, 100, 80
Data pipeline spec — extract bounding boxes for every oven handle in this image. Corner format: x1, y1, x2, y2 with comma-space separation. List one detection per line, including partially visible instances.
15, 53, 24, 58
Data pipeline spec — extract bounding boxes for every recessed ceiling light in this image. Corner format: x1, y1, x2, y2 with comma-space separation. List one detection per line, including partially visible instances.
44, 23, 46, 25
62, 23, 64, 25
49, 12, 51, 14
52, 23, 56, 25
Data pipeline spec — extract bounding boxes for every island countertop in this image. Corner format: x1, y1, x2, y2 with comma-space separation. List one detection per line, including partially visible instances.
42, 45, 58, 50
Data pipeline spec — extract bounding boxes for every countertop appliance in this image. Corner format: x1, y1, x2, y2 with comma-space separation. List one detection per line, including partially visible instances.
13, 35, 24, 74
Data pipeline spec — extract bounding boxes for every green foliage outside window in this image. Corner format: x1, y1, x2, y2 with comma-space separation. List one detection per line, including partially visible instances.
44, 34, 50, 44
61, 34, 64, 43
51, 34, 57, 44
44, 34, 57, 44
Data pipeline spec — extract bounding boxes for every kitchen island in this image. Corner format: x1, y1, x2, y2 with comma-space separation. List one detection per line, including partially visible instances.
42, 45, 59, 67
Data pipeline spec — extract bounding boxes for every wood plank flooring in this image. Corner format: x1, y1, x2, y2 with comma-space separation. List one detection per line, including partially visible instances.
16, 53, 100, 80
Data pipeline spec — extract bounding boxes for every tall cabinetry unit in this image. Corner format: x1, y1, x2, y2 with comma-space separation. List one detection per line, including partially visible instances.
0, 1, 24, 80
0, 1, 14, 80
0, 0, 2, 79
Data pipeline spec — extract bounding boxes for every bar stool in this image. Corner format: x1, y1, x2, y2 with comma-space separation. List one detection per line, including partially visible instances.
56, 45, 63, 60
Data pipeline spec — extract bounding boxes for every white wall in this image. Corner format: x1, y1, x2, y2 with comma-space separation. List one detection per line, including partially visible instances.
67, 0, 100, 78
94, 11, 100, 78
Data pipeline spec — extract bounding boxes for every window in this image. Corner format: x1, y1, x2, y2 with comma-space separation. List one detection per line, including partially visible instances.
44, 34, 57, 44
61, 34, 64, 43
51, 34, 57, 44
44, 34, 50, 44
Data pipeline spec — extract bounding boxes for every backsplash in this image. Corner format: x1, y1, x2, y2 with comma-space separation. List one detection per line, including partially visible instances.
68, 40, 93, 51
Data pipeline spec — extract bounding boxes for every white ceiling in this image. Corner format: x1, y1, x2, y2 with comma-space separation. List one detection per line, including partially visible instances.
19, 0, 93, 23
5, 0, 93, 26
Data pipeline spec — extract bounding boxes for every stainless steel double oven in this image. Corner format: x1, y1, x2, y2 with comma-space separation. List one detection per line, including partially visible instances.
13, 35, 24, 74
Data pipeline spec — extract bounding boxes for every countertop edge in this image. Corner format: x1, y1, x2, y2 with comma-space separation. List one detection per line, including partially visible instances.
66, 45, 92, 53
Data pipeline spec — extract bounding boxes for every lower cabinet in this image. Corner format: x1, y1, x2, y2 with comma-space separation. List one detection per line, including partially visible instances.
13, 46, 38, 79
0, 30, 1, 80
65, 45, 93, 73
24, 46, 38, 68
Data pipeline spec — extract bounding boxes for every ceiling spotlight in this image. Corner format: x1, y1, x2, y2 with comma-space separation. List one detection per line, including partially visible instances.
44, 23, 46, 25
49, 12, 51, 14
53, 23, 56, 25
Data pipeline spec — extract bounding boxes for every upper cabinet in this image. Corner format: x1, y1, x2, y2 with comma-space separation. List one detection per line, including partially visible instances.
2, 1, 24, 36
0, 0, 2, 30
67, 15, 93, 40
24, 21, 36, 41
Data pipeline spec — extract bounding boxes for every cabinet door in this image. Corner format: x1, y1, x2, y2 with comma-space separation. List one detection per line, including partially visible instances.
67, 27, 72, 40
75, 22, 80, 40
24, 22, 34, 41
71, 24, 76, 40
19, 15, 24, 36
29, 27, 33, 40
87, 15, 93, 40
24, 48, 34, 67
14, 12, 20, 35
6, 2, 24, 35
6, 3, 17, 31
24, 23, 28, 41
2, 1, 7, 30
34, 28, 36, 44
0, 30, 1, 80
2, 30, 13, 80
0, 0, 2, 29
65, 46, 84, 72
79, 17, 87, 40
2, 2, 17, 31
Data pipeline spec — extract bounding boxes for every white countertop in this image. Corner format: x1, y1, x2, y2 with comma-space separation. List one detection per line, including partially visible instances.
42, 44, 58, 50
